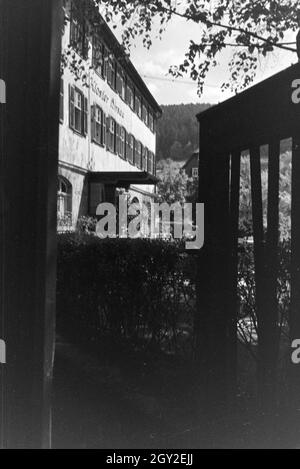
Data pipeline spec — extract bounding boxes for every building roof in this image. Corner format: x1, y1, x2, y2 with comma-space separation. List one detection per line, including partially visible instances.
80, 0, 162, 117
182, 150, 199, 170
196, 62, 300, 151
196, 62, 299, 122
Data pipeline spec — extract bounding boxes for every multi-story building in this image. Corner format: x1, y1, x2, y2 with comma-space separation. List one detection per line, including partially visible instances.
58, 0, 161, 229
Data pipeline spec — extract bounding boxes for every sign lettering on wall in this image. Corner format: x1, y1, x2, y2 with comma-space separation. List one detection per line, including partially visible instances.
90, 77, 125, 120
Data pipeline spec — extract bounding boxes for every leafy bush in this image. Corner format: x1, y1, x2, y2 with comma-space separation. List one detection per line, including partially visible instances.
76, 216, 97, 233
237, 239, 291, 358
56, 233, 196, 353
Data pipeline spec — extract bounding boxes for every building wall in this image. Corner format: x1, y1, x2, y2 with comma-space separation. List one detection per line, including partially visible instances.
58, 1, 159, 229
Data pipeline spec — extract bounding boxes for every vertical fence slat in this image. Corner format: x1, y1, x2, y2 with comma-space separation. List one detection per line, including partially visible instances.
206, 150, 231, 413
227, 149, 241, 404
290, 136, 300, 405
264, 140, 280, 406
250, 145, 267, 405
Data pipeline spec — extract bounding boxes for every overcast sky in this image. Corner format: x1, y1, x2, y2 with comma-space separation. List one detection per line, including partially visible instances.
113, 14, 297, 106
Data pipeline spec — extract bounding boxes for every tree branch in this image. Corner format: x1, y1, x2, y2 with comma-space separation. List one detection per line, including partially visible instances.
148, 2, 297, 53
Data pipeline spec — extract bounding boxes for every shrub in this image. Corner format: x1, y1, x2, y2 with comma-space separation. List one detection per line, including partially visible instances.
56, 233, 195, 353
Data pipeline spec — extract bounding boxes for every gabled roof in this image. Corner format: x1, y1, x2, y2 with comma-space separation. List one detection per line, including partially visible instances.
182, 150, 199, 170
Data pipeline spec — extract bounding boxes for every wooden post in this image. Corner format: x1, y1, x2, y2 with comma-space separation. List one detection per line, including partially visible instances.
205, 149, 231, 413
227, 149, 241, 406
250, 146, 267, 406
0, 0, 63, 448
264, 140, 280, 407
290, 136, 300, 407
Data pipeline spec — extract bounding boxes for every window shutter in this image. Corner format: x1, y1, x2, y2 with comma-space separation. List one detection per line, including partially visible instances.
140, 144, 144, 170
113, 120, 117, 153
116, 123, 120, 155
124, 129, 127, 160
132, 136, 135, 165
60, 78, 64, 123
102, 112, 106, 146
101, 43, 105, 79
106, 116, 110, 150
103, 47, 108, 79
83, 96, 88, 136
91, 105, 95, 142
69, 84, 75, 130
126, 132, 129, 161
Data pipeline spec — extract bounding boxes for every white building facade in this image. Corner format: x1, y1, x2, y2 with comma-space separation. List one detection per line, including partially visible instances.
58, 0, 161, 230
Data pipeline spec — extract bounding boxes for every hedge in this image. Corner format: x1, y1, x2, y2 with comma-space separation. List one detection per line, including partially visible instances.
56, 233, 196, 352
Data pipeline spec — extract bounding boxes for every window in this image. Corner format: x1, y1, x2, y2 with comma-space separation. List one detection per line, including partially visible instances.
153, 117, 157, 134
147, 152, 155, 175
142, 102, 149, 126
119, 127, 126, 159
147, 150, 151, 173
142, 146, 148, 171
192, 167, 199, 178
135, 141, 142, 169
59, 78, 64, 123
57, 177, 72, 229
135, 93, 142, 118
70, 2, 88, 59
126, 80, 134, 110
91, 104, 106, 146
149, 111, 154, 132
126, 134, 135, 164
116, 123, 120, 155
107, 117, 116, 153
69, 85, 88, 135
92, 35, 105, 78
116, 66, 126, 101
107, 55, 116, 89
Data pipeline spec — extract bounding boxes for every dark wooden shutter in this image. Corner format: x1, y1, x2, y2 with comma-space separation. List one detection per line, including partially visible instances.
132, 136, 135, 165
103, 46, 108, 79
106, 116, 111, 151
83, 96, 88, 136
124, 128, 127, 160
116, 123, 120, 155
102, 111, 106, 146
69, 84, 75, 130
59, 78, 64, 123
91, 104, 95, 142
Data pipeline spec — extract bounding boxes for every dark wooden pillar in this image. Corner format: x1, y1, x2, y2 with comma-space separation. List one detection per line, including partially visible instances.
227, 149, 241, 405
200, 146, 231, 413
209, 150, 231, 411
0, 0, 63, 448
290, 136, 300, 406
250, 146, 267, 405
250, 143, 280, 410
264, 140, 280, 406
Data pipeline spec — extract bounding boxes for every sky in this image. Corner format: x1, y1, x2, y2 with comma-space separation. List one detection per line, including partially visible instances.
111, 13, 297, 106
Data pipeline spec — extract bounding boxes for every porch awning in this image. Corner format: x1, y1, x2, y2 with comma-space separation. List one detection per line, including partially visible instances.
88, 171, 159, 186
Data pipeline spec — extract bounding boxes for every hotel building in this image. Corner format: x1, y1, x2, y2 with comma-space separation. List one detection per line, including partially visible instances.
58, 0, 161, 229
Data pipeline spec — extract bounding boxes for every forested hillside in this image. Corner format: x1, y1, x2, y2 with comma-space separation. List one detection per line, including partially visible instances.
156, 103, 211, 162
